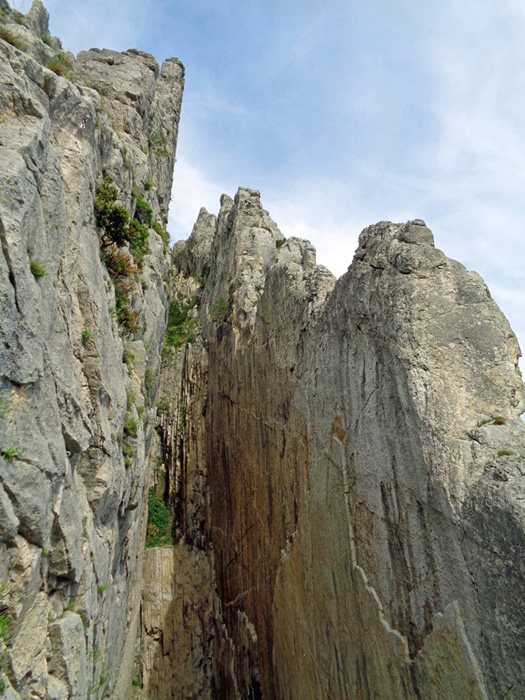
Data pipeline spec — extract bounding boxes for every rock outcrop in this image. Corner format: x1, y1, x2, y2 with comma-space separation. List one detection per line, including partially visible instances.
0, 1, 183, 696
150, 191, 524, 699
1, 3, 524, 700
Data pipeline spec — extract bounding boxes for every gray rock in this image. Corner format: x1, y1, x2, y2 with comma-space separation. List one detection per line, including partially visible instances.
0, 3, 184, 696
166, 203, 524, 699
48, 613, 88, 699
2, 2, 524, 699
0, 484, 19, 541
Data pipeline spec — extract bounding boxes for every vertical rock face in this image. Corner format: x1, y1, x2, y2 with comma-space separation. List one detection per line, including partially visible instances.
167, 193, 525, 699
0, 1, 183, 697
1, 4, 525, 700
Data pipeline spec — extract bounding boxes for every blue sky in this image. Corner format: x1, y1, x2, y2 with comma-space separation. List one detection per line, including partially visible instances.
14, 0, 524, 365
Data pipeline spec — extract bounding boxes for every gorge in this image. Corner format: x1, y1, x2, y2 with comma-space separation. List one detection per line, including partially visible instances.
0, 3, 524, 699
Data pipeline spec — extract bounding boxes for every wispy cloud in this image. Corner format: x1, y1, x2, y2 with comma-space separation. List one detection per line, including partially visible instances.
168, 157, 224, 243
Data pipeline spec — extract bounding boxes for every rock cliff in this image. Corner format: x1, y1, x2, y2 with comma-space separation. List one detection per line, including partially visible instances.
0, 1, 183, 696
156, 192, 524, 700
1, 4, 524, 700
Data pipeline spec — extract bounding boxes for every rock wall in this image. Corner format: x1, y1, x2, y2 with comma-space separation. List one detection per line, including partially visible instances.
1, 3, 525, 699
0, 1, 183, 697
166, 190, 525, 699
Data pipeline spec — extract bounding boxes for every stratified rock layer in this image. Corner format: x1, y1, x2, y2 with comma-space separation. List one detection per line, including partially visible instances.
167, 190, 525, 699
0, 1, 183, 696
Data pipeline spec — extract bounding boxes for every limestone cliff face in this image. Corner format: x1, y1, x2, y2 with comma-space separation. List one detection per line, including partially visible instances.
2, 3, 525, 700
163, 191, 525, 700
0, 1, 183, 697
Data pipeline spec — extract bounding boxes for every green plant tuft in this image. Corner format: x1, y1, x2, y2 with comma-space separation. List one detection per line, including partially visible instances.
94, 178, 130, 248
156, 398, 169, 416
123, 348, 135, 366
46, 52, 73, 77
149, 129, 168, 156
30, 259, 47, 277
131, 672, 143, 688
0, 25, 27, 50
97, 583, 109, 596
134, 198, 152, 228
0, 581, 12, 685
153, 221, 170, 246
122, 442, 135, 458
275, 239, 286, 249
477, 415, 507, 427
81, 329, 91, 344
144, 367, 154, 393
164, 300, 196, 351
1, 447, 20, 460
124, 414, 138, 438
0, 390, 9, 420
128, 218, 149, 266
145, 488, 173, 548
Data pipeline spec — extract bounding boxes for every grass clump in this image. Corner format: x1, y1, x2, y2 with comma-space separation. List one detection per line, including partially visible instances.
1, 447, 20, 460
145, 488, 173, 548
46, 52, 72, 77
156, 398, 169, 416
30, 259, 47, 277
97, 583, 109, 596
275, 239, 286, 249
134, 198, 152, 228
127, 218, 149, 266
123, 348, 135, 366
0, 25, 27, 50
0, 390, 9, 420
122, 443, 135, 458
124, 414, 138, 438
102, 247, 141, 335
164, 301, 195, 350
41, 33, 56, 48
149, 130, 169, 156
477, 416, 507, 427
0, 581, 12, 689
95, 179, 130, 248
144, 367, 154, 397
498, 449, 515, 457
131, 671, 143, 688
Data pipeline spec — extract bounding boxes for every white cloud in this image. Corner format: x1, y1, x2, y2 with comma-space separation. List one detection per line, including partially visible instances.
168, 157, 224, 243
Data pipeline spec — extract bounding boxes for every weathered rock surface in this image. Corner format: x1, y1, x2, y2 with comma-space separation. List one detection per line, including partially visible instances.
0, 1, 183, 696
2, 3, 524, 699
163, 193, 525, 699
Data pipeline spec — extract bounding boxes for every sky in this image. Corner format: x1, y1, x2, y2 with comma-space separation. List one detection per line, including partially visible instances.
12, 0, 524, 368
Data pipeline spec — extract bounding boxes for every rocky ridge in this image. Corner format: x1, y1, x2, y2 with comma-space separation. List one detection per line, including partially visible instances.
1, 3, 524, 700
